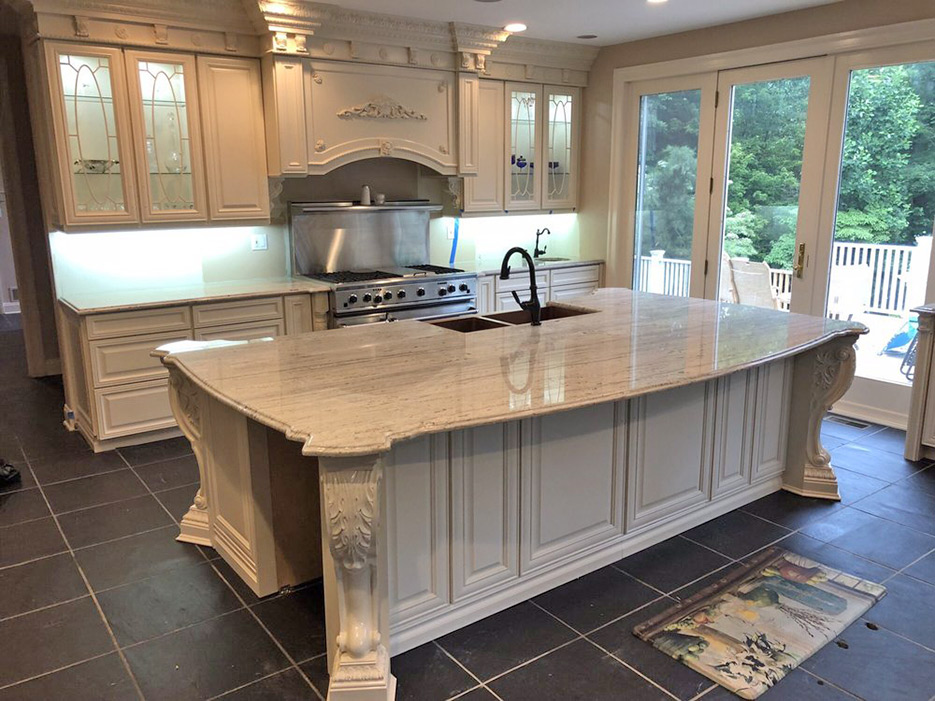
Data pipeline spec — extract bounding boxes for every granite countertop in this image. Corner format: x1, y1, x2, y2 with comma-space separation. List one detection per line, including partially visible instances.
161, 288, 866, 457
59, 277, 332, 315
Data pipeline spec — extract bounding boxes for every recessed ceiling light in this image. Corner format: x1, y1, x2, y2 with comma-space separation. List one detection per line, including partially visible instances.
473, 0, 502, 3
504, 22, 527, 33
647, 0, 668, 4
577, 34, 598, 39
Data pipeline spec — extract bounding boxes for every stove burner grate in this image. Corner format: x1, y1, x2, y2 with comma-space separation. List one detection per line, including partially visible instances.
307, 271, 396, 284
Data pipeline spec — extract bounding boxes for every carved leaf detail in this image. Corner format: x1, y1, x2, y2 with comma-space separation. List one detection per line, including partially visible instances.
337, 95, 426, 121
323, 468, 380, 570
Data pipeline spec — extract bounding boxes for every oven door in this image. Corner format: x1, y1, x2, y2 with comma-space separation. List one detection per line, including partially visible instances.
332, 299, 476, 327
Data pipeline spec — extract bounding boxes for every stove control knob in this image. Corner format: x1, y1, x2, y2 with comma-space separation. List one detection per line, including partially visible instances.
438, 288, 447, 296
416, 288, 426, 297
447, 284, 456, 293
373, 295, 383, 304
384, 291, 393, 300
362, 293, 372, 303
397, 290, 407, 299
347, 294, 358, 304
459, 284, 469, 292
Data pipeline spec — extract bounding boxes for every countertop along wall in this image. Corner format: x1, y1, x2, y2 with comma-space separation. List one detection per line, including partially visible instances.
578, 0, 935, 281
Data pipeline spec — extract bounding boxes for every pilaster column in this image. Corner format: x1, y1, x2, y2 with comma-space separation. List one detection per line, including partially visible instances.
319, 455, 396, 701
166, 370, 212, 545
783, 334, 859, 500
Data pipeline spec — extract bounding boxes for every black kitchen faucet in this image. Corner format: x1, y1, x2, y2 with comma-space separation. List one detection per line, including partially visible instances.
500, 247, 541, 326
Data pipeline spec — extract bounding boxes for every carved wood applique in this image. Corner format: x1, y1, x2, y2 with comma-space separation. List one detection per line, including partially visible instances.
323, 467, 379, 571
337, 95, 426, 121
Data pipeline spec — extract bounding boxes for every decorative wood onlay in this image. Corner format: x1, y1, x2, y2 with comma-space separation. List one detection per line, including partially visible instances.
337, 95, 426, 121
320, 456, 395, 698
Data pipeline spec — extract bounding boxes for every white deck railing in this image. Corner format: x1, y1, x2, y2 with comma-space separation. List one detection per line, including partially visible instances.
638, 240, 925, 315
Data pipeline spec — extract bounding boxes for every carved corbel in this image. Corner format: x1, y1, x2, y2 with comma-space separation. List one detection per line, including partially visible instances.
461, 51, 474, 71
268, 177, 285, 223
167, 371, 211, 544
273, 31, 288, 52
73, 15, 89, 38
408, 47, 418, 65
153, 24, 168, 45
446, 177, 462, 210
224, 32, 238, 52
319, 456, 396, 700
783, 335, 859, 500
476, 54, 488, 75
295, 34, 309, 53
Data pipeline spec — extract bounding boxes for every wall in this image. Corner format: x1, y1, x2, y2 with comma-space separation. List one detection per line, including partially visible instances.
578, 0, 935, 272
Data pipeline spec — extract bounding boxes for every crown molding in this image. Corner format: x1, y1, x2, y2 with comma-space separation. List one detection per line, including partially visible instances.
28, 0, 255, 34
498, 35, 599, 73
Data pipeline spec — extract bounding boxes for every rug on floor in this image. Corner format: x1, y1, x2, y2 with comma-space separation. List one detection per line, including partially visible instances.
633, 547, 886, 699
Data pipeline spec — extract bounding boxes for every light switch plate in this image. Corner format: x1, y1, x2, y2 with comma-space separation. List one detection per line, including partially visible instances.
251, 233, 268, 251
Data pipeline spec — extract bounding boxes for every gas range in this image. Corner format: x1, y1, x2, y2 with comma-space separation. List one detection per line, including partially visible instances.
302, 265, 478, 326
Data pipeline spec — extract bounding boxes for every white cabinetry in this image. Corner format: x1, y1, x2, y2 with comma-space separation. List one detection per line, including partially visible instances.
476, 274, 496, 315
41, 42, 269, 230
450, 424, 520, 600
520, 403, 625, 574
492, 263, 602, 313
387, 434, 450, 627
463, 80, 505, 213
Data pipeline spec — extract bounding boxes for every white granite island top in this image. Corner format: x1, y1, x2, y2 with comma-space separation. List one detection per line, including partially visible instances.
160, 288, 866, 457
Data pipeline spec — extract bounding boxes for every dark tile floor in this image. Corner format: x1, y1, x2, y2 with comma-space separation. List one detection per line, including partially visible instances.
3, 325, 935, 699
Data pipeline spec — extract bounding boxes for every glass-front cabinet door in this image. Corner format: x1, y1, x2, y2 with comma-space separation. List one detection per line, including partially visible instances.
44, 43, 139, 227
543, 86, 580, 210
124, 51, 207, 223
506, 83, 543, 210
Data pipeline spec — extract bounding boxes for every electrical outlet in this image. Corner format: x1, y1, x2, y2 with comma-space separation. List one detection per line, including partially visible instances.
446, 222, 455, 240
250, 233, 268, 251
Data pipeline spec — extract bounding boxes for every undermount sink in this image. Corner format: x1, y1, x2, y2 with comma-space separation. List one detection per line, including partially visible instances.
427, 316, 511, 333
485, 305, 598, 325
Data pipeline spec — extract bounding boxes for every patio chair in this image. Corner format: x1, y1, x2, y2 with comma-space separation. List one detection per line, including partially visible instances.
719, 252, 738, 304
729, 258, 781, 310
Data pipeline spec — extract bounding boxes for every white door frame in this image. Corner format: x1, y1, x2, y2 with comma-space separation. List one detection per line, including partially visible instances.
609, 73, 717, 293
702, 57, 836, 312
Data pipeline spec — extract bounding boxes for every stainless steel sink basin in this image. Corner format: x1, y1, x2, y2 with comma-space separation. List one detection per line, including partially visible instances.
485, 305, 598, 325
427, 316, 511, 333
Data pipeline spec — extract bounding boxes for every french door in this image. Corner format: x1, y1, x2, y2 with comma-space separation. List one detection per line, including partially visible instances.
617, 42, 935, 426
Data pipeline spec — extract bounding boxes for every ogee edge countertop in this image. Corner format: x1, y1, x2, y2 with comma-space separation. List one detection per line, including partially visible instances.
160, 288, 866, 458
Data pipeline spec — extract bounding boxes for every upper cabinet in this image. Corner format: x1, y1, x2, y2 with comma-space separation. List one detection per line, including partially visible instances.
45, 43, 139, 227
124, 50, 207, 223
41, 42, 269, 231
464, 81, 581, 214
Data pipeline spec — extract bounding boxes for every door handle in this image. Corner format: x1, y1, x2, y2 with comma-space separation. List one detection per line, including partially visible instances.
792, 243, 806, 279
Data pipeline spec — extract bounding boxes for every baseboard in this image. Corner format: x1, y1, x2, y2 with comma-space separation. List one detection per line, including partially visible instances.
1, 303, 20, 314
832, 399, 907, 431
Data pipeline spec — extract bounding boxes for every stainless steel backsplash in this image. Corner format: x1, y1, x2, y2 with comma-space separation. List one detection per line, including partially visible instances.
291, 203, 438, 274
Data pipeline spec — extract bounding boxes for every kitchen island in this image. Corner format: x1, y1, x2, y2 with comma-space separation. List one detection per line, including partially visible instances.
158, 288, 864, 701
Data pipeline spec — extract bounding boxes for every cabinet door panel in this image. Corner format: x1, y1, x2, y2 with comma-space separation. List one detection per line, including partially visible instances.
196, 56, 270, 220
543, 86, 580, 210
521, 402, 624, 574
550, 282, 598, 303
753, 360, 792, 482
712, 371, 755, 498
475, 275, 496, 316
505, 83, 543, 210
44, 43, 139, 226
387, 434, 449, 625
125, 50, 207, 222
94, 379, 174, 439
495, 290, 548, 312
451, 424, 519, 600
627, 382, 714, 531
463, 80, 505, 213
263, 56, 308, 176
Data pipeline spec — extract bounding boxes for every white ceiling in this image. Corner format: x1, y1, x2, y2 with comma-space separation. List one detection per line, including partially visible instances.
329, 0, 842, 46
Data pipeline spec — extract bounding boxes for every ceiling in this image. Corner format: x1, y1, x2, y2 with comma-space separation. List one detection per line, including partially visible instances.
327, 0, 842, 46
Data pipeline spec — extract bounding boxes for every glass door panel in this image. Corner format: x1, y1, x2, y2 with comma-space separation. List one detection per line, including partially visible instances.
45, 43, 138, 225
826, 60, 935, 388
713, 75, 811, 311
632, 88, 703, 296
506, 83, 542, 210
543, 86, 579, 209
125, 51, 206, 222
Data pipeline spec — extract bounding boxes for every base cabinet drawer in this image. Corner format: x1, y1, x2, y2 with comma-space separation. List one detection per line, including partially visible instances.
94, 379, 175, 439
194, 319, 285, 341
495, 289, 548, 312
551, 265, 600, 287
551, 282, 599, 303
86, 306, 192, 340
192, 297, 284, 327
89, 331, 192, 388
